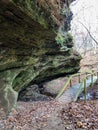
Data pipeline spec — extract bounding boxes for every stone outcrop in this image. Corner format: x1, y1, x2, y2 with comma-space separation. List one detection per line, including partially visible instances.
18, 84, 51, 101
0, 0, 81, 113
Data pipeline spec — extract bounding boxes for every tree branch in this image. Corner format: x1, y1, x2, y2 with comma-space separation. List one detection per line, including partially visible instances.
78, 21, 98, 44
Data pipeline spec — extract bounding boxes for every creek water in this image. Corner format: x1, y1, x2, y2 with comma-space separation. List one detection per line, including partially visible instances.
78, 82, 98, 100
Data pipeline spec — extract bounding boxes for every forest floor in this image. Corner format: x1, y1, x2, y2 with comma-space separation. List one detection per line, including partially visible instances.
0, 81, 98, 130
0, 99, 98, 130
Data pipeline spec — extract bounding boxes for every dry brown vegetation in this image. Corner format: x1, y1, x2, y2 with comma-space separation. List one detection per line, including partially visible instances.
80, 48, 98, 72
0, 100, 98, 130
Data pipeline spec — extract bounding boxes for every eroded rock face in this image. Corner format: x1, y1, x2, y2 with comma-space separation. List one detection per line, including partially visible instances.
18, 84, 51, 101
0, 0, 81, 113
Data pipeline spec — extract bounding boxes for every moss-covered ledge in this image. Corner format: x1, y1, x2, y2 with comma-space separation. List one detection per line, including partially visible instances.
0, 0, 81, 113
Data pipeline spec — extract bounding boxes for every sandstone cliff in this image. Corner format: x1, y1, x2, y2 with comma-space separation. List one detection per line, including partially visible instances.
0, 0, 81, 113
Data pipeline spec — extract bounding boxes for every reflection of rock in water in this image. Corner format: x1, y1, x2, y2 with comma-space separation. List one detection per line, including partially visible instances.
93, 91, 98, 99
79, 93, 91, 100
79, 91, 98, 100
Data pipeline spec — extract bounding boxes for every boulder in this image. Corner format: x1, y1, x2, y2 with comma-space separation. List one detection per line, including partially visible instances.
43, 77, 68, 96
18, 84, 51, 101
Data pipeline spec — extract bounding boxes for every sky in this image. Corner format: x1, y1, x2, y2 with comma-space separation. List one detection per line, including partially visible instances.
70, 0, 98, 52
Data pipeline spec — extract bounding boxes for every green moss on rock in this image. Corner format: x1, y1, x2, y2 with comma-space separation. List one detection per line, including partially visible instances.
0, 0, 81, 113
